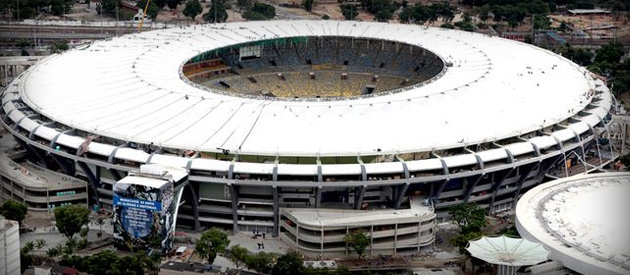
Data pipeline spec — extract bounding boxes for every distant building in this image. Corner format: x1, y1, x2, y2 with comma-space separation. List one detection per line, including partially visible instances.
567, 9, 611, 15
0, 215, 20, 275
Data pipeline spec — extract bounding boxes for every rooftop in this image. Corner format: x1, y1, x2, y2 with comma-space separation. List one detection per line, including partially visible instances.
515, 172, 630, 275
15, 21, 598, 157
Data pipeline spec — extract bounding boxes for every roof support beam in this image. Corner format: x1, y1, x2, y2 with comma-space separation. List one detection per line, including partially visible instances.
107, 143, 129, 182
354, 185, 367, 210
488, 167, 515, 214
463, 173, 485, 203
77, 160, 101, 206
513, 162, 538, 200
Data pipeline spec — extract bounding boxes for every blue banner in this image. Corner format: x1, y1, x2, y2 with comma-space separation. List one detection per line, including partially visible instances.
113, 195, 162, 211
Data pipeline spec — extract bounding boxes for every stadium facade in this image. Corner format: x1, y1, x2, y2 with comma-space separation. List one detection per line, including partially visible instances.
0, 21, 617, 255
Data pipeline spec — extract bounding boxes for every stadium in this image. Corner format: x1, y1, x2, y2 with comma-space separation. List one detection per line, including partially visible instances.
0, 20, 616, 256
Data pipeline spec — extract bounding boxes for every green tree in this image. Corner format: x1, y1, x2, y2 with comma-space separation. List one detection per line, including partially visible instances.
237, 0, 251, 11
136, 0, 159, 20
84, 250, 120, 275
203, 0, 229, 22
50, 40, 69, 53
46, 244, 63, 260
229, 245, 249, 269
561, 43, 593, 66
344, 230, 370, 258
183, 0, 202, 20
167, 0, 181, 10
245, 251, 275, 274
448, 203, 487, 233
1, 200, 27, 225
242, 2, 275, 20
54, 204, 90, 240
272, 251, 304, 275
448, 203, 487, 255
100, 0, 121, 17
63, 237, 77, 255
374, 9, 392, 21
35, 239, 46, 257
450, 231, 482, 254
195, 227, 230, 264
340, 4, 357, 20
321, 14, 330, 20
154, 0, 167, 9
50, 0, 74, 15
533, 14, 550, 29
594, 41, 626, 65
303, 0, 314, 11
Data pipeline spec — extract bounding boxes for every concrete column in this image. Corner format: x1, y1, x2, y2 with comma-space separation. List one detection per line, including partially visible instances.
320, 226, 324, 258
354, 185, 366, 210
228, 184, 239, 233
393, 223, 398, 256
417, 221, 421, 253
296, 223, 300, 249
315, 186, 321, 208
370, 224, 374, 257
272, 186, 279, 237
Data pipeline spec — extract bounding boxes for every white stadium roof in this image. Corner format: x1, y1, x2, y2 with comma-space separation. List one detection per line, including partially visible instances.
18, 21, 598, 157
515, 173, 630, 275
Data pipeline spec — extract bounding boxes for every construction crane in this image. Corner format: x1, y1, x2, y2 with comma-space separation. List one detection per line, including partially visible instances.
137, 0, 151, 33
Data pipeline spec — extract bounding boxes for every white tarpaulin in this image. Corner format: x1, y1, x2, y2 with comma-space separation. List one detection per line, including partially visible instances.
466, 235, 549, 267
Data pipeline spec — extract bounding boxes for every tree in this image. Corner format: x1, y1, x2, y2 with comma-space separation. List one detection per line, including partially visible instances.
1, 200, 27, 225
448, 203, 487, 256
195, 227, 230, 264
245, 251, 275, 274
594, 41, 626, 65
321, 14, 330, 20
46, 244, 63, 260
203, 0, 229, 22
35, 239, 46, 257
272, 251, 304, 275
303, 0, 314, 12
448, 203, 486, 234
449, 231, 482, 254
54, 205, 90, 240
50, 40, 69, 53
167, 0, 181, 10
183, 0, 202, 20
374, 9, 392, 21
100, 0, 121, 17
237, 0, 251, 11
229, 245, 249, 269
84, 250, 120, 275
242, 2, 275, 20
560, 43, 593, 66
344, 230, 370, 258
154, 0, 167, 9
63, 237, 77, 255
136, 0, 159, 20
340, 4, 357, 20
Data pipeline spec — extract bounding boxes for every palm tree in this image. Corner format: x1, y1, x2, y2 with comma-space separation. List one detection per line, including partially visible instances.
46, 244, 63, 260
35, 239, 46, 257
